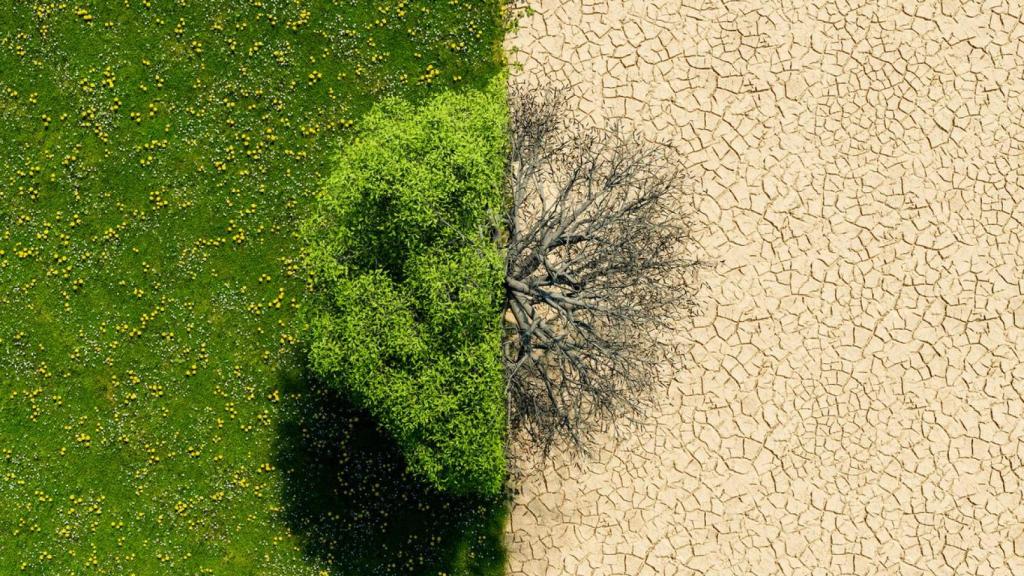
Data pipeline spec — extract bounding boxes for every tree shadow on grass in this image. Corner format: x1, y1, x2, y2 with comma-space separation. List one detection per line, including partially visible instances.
274, 366, 508, 576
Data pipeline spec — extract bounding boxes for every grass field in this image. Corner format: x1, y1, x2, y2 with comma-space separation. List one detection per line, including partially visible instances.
0, 1, 507, 574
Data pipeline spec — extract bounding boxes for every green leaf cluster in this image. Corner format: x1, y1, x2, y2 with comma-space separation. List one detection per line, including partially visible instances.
303, 78, 508, 495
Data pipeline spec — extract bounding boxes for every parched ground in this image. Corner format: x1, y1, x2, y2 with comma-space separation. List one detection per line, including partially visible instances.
505, 1, 1024, 574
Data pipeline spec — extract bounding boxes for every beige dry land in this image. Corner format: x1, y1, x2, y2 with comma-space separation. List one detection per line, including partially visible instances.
504, 1, 1024, 574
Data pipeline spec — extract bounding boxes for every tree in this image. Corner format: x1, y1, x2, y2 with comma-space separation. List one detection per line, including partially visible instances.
502, 83, 704, 456
303, 78, 701, 493
302, 78, 508, 496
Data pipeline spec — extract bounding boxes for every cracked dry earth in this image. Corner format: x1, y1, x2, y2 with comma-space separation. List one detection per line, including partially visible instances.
504, 1, 1024, 575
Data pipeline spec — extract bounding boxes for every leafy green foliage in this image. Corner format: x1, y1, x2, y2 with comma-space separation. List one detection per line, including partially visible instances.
303, 79, 509, 496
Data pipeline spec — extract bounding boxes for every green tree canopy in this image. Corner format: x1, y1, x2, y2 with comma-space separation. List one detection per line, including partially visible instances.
302, 78, 508, 495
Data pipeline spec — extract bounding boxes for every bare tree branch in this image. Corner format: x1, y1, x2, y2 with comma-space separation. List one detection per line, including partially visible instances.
503, 82, 706, 460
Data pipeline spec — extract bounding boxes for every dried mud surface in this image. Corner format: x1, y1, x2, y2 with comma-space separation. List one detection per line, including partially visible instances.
505, 1, 1024, 574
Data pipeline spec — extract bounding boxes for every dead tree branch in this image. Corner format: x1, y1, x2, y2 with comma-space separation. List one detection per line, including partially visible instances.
503, 83, 705, 458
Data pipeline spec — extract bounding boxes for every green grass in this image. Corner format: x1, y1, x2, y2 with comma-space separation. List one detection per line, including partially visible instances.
0, 1, 508, 574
